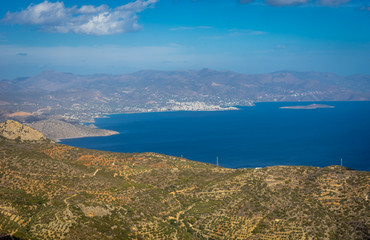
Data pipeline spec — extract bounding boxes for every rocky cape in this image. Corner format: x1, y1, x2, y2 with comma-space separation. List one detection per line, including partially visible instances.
26, 119, 118, 142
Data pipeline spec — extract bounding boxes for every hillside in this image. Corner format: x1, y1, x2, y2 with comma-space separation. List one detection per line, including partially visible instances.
1, 70, 370, 123
0, 121, 369, 239
26, 119, 118, 142
0, 120, 47, 142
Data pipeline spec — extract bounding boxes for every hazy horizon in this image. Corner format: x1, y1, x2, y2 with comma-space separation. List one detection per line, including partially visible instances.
3, 68, 370, 81
1, 0, 370, 79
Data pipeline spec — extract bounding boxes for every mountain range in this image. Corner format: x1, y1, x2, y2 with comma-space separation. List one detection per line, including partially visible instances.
1, 69, 370, 124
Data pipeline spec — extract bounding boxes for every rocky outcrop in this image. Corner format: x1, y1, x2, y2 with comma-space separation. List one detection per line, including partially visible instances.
0, 120, 47, 142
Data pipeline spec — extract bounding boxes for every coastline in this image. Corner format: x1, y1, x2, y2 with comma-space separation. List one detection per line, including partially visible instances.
60, 101, 341, 140
57, 106, 242, 140
82, 105, 242, 123
58, 101, 370, 171
77, 102, 336, 138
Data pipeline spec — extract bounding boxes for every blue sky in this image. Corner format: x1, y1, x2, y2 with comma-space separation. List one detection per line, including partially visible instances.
0, 0, 369, 79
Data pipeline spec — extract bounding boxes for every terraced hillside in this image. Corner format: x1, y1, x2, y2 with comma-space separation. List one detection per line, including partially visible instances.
0, 129, 369, 239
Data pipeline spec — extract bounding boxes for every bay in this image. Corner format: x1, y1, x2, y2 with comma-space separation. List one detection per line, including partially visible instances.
61, 102, 370, 171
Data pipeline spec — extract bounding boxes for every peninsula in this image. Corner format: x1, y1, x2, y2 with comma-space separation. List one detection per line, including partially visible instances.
27, 119, 119, 142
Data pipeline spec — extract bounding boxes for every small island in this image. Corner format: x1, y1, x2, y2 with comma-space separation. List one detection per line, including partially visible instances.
280, 104, 335, 109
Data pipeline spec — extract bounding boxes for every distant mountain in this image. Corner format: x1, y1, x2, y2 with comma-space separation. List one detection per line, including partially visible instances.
0, 121, 369, 239
1, 69, 370, 122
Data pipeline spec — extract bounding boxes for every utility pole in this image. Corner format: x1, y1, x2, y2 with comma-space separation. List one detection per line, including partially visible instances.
216, 156, 219, 166
341, 158, 343, 167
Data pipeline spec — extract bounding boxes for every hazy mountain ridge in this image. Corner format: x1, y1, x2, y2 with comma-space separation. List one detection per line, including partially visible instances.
0, 121, 369, 239
1, 69, 370, 123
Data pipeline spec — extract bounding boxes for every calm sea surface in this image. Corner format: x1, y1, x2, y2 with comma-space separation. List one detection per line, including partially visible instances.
61, 102, 370, 171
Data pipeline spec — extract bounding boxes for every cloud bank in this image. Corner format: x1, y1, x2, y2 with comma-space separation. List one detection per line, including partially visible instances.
2, 0, 158, 35
239, 0, 353, 6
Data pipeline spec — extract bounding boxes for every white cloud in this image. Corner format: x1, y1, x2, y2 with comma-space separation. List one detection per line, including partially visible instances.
115, 0, 158, 11
77, 5, 109, 14
265, 0, 310, 6
229, 29, 267, 36
2, 0, 158, 35
4, 1, 69, 25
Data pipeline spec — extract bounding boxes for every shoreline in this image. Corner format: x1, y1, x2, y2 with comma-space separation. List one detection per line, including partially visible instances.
61, 102, 339, 140
73, 100, 370, 123
57, 106, 244, 141
57, 101, 370, 171
77, 102, 336, 137
88, 105, 242, 122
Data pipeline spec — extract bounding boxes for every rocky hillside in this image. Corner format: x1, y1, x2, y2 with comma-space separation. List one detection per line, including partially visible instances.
0, 120, 46, 142
27, 119, 118, 142
0, 121, 369, 239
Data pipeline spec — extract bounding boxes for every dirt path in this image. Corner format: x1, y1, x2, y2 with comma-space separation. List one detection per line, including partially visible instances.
93, 169, 100, 176
64, 193, 78, 215
176, 204, 195, 225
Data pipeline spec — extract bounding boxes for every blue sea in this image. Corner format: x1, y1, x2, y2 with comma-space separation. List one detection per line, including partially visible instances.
61, 102, 370, 171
